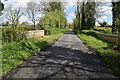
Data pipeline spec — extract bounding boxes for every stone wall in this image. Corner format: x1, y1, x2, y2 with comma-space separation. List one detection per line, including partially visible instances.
96, 33, 118, 44
26, 30, 44, 39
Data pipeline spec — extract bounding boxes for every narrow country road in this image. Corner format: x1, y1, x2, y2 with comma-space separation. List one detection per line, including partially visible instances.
7, 31, 119, 79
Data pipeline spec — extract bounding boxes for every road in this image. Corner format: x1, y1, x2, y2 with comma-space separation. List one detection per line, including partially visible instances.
7, 31, 119, 79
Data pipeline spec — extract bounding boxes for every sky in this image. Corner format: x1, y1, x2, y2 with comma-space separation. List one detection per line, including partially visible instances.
1, 0, 113, 26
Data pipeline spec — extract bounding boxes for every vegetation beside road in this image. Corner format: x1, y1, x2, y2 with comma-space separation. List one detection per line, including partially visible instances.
73, 1, 120, 50
1, 33, 63, 75
1, 26, 68, 44
76, 33, 120, 75
74, 26, 116, 35
93, 26, 113, 34
1, 2, 69, 76
1, 0, 120, 77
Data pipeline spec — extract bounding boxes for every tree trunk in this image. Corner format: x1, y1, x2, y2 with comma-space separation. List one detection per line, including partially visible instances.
117, 1, 120, 51
118, 33, 120, 51
77, 4, 80, 30
79, 13, 81, 31
112, 2, 117, 34
33, 21, 35, 30
118, 20, 120, 50
59, 10, 60, 29
112, 14, 115, 34
112, 2, 114, 34
13, 25, 15, 30
15, 25, 17, 30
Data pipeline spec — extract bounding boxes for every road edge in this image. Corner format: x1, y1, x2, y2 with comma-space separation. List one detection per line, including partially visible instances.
2, 34, 63, 79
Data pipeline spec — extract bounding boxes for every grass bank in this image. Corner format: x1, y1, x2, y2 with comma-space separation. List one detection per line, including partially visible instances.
1, 33, 63, 75
93, 27, 113, 34
77, 33, 120, 75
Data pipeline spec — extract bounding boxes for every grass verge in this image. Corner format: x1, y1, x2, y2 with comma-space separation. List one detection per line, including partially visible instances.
1, 33, 63, 75
94, 27, 113, 34
77, 33, 120, 75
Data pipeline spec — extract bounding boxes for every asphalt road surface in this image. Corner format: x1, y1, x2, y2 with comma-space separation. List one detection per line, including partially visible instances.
7, 31, 119, 79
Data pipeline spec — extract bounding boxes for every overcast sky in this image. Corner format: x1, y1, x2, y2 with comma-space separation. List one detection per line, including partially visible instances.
1, 0, 113, 26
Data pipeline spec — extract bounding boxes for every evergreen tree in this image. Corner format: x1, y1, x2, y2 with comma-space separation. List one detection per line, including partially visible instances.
73, 1, 96, 30
81, 2, 86, 30
112, 2, 118, 34
85, 2, 96, 30
117, 1, 120, 50
74, 2, 80, 30
77, 3, 80, 30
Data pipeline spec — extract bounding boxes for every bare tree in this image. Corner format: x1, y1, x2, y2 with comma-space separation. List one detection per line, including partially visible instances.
40, 2, 50, 12
4, 5, 23, 29
95, 2, 110, 24
26, 1, 40, 30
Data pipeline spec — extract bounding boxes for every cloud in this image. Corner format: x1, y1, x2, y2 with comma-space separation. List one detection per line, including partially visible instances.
2, 0, 41, 10
95, 2, 112, 24
65, 1, 76, 11
96, 18, 103, 23
100, 6, 112, 16
96, 16, 109, 23
1, 0, 113, 25
2, 0, 76, 24
96, 3, 112, 16
19, 13, 44, 24
108, 21, 112, 25
2, 0, 29, 9
68, 12, 76, 18
100, 16, 108, 19
37, 13, 44, 18
68, 19, 74, 23
96, 20, 112, 26
67, 12, 76, 24
95, 0, 112, 2
19, 16, 30, 24
2, 0, 42, 24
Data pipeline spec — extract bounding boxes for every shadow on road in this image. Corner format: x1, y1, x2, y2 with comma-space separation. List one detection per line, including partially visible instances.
64, 30, 75, 35
12, 46, 119, 78
4, 30, 119, 79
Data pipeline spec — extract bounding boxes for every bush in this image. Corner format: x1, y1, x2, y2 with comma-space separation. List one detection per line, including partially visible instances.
39, 25, 68, 35
82, 30, 98, 36
42, 25, 50, 35
22, 26, 33, 31
73, 29, 81, 34
17, 25, 41, 31
93, 27, 113, 34
99, 21, 107, 27
2, 27, 27, 44
60, 28, 69, 33
17, 25, 34, 31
